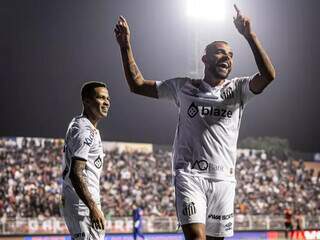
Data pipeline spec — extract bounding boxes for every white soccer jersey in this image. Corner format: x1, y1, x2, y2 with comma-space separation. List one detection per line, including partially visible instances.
62, 115, 104, 216
156, 76, 256, 182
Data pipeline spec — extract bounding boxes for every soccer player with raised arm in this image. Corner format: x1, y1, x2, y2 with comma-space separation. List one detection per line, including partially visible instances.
115, 5, 275, 240
61, 82, 110, 240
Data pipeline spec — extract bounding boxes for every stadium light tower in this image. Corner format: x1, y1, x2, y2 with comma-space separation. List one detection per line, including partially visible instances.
186, 0, 227, 22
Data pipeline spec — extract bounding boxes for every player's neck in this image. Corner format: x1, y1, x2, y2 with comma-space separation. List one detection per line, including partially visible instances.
82, 111, 99, 128
203, 74, 225, 87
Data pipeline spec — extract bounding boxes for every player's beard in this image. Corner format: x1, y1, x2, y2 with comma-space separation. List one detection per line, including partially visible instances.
208, 63, 231, 80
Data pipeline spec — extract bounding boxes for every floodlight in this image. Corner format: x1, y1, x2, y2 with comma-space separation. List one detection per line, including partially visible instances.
186, 0, 226, 22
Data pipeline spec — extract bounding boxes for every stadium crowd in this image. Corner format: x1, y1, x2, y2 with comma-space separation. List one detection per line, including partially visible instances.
0, 137, 319, 219
235, 153, 320, 218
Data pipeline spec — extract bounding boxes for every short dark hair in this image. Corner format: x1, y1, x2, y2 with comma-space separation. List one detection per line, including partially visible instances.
205, 41, 229, 55
81, 81, 107, 100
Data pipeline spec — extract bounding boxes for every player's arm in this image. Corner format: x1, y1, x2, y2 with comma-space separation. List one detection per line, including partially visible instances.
69, 159, 106, 229
134, 220, 141, 228
233, 4, 276, 94
114, 16, 158, 98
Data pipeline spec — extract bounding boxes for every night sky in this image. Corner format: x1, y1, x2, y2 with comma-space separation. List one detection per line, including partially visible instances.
1, 0, 320, 152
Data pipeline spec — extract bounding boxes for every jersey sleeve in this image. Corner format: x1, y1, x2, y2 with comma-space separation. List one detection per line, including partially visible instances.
235, 73, 258, 106
68, 124, 94, 161
155, 77, 189, 106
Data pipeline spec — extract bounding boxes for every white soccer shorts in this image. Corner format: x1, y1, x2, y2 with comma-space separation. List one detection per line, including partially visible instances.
175, 171, 236, 238
62, 198, 105, 240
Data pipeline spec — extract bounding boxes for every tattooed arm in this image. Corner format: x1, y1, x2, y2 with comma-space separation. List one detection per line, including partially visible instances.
114, 16, 158, 98
69, 159, 106, 229
233, 5, 276, 94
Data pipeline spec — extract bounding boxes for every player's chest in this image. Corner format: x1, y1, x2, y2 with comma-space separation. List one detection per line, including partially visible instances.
88, 134, 103, 155
178, 85, 240, 119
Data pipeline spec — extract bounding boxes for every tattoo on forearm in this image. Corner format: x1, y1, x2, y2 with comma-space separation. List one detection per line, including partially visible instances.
121, 48, 144, 86
130, 61, 142, 82
71, 160, 96, 210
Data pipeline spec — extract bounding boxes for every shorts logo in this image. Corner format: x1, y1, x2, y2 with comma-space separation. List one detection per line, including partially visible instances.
208, 213, 234, 221
191, 160, 208, 170
94, 156, 102, 169
224, 222, 233, 231
187, 102, 198, 118
183, 202, 196, 217
72, 232, 85, 239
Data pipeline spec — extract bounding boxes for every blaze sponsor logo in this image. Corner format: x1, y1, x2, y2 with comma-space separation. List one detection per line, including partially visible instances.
199, 106, 232, 118
182, 202, 196, 217
187, 102, 199, 118
94, 156, 102, 169
187, 103, 232, 119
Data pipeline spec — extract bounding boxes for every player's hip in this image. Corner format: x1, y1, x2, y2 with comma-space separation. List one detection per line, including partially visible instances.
174, 172, 236, 237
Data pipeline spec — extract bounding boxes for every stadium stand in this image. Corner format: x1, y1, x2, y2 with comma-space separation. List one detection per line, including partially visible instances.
1, 137, 319, 231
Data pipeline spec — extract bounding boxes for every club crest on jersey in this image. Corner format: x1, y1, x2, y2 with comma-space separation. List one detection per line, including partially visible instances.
94, 156, 102, 169
220, 84, 235, 100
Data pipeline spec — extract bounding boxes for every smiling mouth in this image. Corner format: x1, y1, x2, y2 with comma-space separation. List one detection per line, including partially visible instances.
217, 62, 229, 70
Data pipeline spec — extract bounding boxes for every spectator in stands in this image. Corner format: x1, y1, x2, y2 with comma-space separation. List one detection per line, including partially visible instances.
0, 137, 320, 222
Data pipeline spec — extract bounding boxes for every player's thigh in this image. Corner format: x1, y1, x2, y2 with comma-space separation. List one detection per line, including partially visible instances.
206, 181, 236, 238
62, 208, 87, 239
182, 223, 206, 240
85, 216, 105, 240
175, 173, 207, 226
62, 203, 105, 240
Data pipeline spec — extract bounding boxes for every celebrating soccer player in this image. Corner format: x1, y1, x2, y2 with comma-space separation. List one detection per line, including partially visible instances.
61, 82, 110, 240
115, 4, 275, 240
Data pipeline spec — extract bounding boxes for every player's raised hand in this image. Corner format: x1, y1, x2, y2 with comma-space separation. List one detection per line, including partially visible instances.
114, 16, 131, 48
233, 4, 253, 38
90, 206, 106, 230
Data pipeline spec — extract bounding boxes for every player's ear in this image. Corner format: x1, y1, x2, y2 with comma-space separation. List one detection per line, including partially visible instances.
202, 55, 207, 64
82, 97, 90, 106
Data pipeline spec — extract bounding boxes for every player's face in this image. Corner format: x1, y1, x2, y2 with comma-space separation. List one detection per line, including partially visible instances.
88, 87, 110, 119
205, 43, 233, 79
